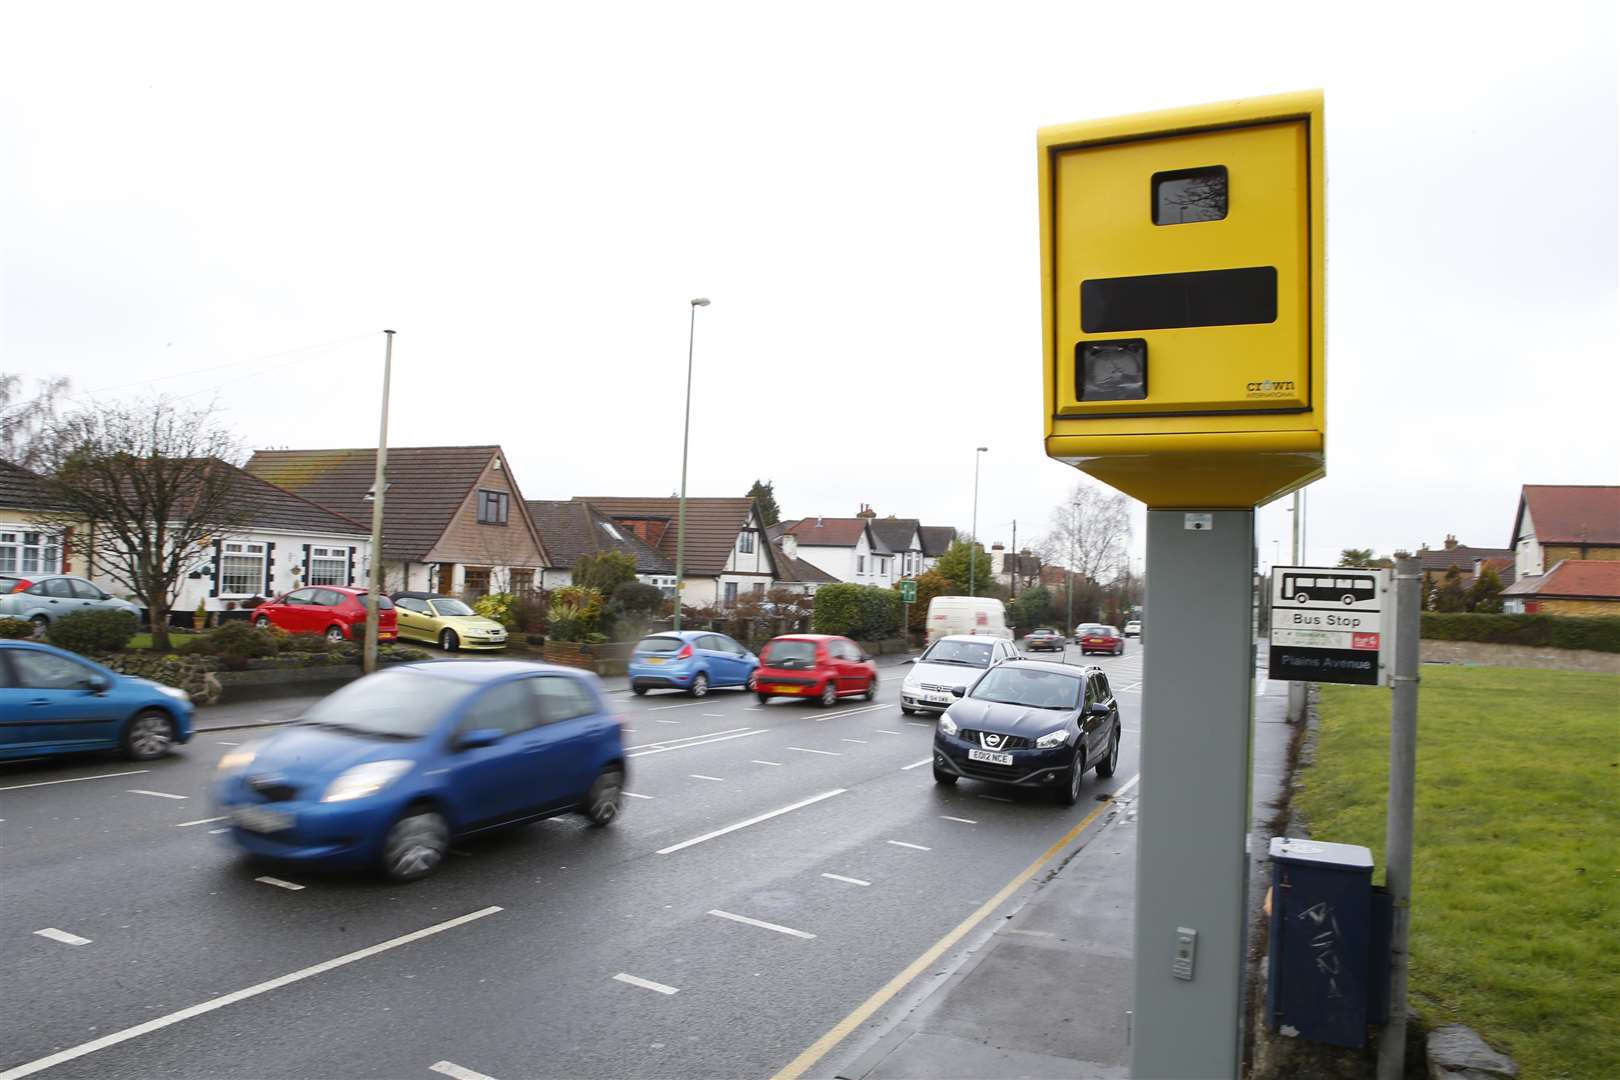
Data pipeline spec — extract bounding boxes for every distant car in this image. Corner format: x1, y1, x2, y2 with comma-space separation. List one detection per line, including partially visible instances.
392, 592, 507, 652
1077, 624, 1124, 656
0, 640, 193, 761
214, 661, 626, 881
627, 630, 759, 697
1124, 620, 1142, 638
1023, 628, 1065, 652
0, 574, 142, 634
901, 634, 1017, 715
931, 660, 1121, 805
253, 586, 397, 644
755, 634, 877, 707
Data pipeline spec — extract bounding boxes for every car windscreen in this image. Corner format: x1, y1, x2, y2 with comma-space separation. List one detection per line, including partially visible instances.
431, 598, 475, 616
1080, 625, 1106, 635
921, 639, 994, 667
636, 635, 684, 654
300, 670, 473, 738
968, 667, 1084, 710
761, 640, 817, 668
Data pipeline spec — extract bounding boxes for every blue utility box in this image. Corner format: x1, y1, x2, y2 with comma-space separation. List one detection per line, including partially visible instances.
1266, 837, 1392, 1048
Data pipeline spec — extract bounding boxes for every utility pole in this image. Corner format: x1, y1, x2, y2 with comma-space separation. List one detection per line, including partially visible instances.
673, 297, 709, 631
363, 330, 394, 675
1377, 554, 1422, 1079
1010, 519, 1018, 598
968, 446, 987, 596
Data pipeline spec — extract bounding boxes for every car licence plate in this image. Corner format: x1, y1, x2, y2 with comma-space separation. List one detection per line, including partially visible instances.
924, 692, 953, 704
230, 806, 294, 833
968, 748, 1013, 766
775, 685, 802, 694
644, 657, 665, 664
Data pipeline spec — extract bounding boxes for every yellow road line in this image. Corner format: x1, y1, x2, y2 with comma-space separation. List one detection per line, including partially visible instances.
769, 786, 1129, 1080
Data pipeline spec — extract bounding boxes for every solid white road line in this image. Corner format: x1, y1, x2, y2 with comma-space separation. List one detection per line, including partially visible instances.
689, 774, 725, 782
751, 760, 782, 767
648, 701, 707, 711
627, 730, 765, 758
175, 816, 228, 827
787, 746, 840, 756
900, 757, 932, 770
654, 719, 682, 725
128, 789, 188, 800
254, 876, 305, 891
623, 792, 654, 800
627, 726, 750, 751
940, 816, 978, 825
886, 840, 931, 851
708, 910, 816, 940
34, 928, 91, 946
840, 738, 868, 744
0, 769, 148, 793
656, 789, 846, 855
820, 873, 871, 887
613, 972, 680, 995
430, 1059, 499, 1080
0, 907, 503, 1080
1111, 774, 1142, 800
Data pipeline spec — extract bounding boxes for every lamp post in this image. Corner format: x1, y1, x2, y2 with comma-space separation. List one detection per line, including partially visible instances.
968, 446, 988, 596
363, 330, 394, 675
673, 297, 710, 632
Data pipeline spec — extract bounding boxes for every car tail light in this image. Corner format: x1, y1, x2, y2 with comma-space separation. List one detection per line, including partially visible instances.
9, 579, 31, 593
675, 644, 693, 660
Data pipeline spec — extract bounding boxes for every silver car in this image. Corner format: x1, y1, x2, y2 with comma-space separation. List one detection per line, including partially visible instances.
0, 574, 141, 633
900, 634, 1018, 715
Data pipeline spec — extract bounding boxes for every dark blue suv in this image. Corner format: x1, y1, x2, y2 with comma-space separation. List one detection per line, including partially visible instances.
215, 661, 626, 880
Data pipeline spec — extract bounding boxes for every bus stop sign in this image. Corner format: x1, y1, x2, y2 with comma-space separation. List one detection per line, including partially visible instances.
1269, 566, 1391, 686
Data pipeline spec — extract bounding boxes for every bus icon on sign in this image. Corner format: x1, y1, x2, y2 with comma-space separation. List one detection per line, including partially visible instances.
1282, 572, 1377, 606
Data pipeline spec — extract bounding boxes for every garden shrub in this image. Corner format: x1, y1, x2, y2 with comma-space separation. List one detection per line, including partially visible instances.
1421, 612, 1620, 652
176, 621, 282, 660
46, 609, 138, 653
0, 617, 33, 639
812, 584, 900, 641
548, 585, 605, 642
474, 592, 519, 630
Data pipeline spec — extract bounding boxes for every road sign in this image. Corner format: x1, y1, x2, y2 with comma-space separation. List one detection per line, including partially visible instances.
1037, 91, 1325, 508
898, 580, 917, 603
1269, 566, 1391, 686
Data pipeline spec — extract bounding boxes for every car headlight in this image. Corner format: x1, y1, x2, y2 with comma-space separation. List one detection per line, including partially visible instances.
938, 714, 958, 737
1035, 728, 1072, 749
321, 760, 415, 803
217, 743, 261, 774
158, 685, 190, 703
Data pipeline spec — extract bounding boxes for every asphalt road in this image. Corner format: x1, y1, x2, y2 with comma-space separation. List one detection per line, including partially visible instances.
0, 642, 1145, 1080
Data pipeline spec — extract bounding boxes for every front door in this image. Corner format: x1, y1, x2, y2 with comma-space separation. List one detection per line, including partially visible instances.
438, 564, 456, 595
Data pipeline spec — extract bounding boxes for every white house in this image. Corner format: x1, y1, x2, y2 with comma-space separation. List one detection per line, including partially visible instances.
778, 516, 895, 587
869, 516, 927, 579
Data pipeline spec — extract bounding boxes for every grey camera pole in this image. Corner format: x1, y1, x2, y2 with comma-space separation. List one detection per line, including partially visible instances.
1377, 554, 1421, 1079
363, 330, 393, 675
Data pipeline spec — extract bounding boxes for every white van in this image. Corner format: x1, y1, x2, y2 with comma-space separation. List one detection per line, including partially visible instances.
924, 595, 1011, 644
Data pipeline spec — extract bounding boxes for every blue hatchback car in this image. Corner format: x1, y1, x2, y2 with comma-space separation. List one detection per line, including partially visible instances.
214, 661, 626, 881
0, 641, 194, 762
627, 630, 759, 697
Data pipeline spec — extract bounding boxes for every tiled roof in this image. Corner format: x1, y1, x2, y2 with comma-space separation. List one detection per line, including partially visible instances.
247, 446, 527, 561
581, 496, 766, 577
525, 499, 673, 574
919, 525, 957, 557
229, 466, 369, 536
783, 517, 887, 552
1416, 544, 1514, 573
0, 460, 67, 511
869, 517, 922, 552
772, 547, 840, 585
1500, 559, 1620, 599
1515, 485, 1620, 546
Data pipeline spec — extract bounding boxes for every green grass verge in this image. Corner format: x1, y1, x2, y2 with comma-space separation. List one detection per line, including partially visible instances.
1300, 666, 1619, 1080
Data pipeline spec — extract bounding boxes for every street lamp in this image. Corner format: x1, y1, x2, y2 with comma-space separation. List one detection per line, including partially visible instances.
969, 446, 988, 596
673, 297, 710, 631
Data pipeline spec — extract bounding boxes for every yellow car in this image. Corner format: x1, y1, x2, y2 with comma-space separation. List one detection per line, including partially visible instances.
392, 592, 509, 651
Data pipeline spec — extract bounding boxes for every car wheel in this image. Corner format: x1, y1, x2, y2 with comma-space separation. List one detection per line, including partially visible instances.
1096, 725, 1120, 779
1056, 750, 1085, 806
756, 692, 772, 704
29, 614, 47, 638
863, 674, 877, 702
818, 682, 837, 707
325, 625, 346, 644
690, 673, 709, 698
122, 709, 175, 761
381, 809, 449, 882
632, 685, 648, 696
933, 765, 958, 786
439, 628, 459, 652
582, 767, 624, 827
254, 615, 272, 630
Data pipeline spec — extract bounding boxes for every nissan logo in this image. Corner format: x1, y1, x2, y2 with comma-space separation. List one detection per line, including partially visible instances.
982, 733, 1003, 749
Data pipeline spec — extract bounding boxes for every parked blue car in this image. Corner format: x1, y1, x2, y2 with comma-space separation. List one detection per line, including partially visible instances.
0, 640, 193, 762
214, 661, 626, 881
627, 630, 759, 697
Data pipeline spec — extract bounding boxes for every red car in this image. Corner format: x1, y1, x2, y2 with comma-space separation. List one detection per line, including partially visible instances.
253, 586, 398, 644
755, 634, 878, 707
1077, 624, 1124, 656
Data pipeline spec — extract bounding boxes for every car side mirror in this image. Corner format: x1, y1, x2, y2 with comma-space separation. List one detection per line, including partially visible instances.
1089, 703, 1110, 717
85, 674, 111, 694
456, 727, 505, 750
951, 686, 966, 698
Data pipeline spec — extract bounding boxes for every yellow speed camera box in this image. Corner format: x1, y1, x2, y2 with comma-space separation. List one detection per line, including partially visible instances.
1038, 91, 1325, 508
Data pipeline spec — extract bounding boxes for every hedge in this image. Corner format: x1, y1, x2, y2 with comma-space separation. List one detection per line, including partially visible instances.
1421, 613, 1620, 653
46, 609, 138, 653
811, 584, 900, 640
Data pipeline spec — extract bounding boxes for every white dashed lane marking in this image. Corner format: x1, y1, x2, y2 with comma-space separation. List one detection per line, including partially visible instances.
656, 789, 846, 855
128, 790, 188, 800
707, 910, 816, 940
900, 758, 931, 770
886, 840, 931, 851
623, 792, 654, 800
820, 873, 871, 887
940, 815, 978, 825
34, 928, 91, 946
751, 760, 782, 767
430, 1060, 499, 1080
787, 746, 840, 756
255, 876, 305, 891
612, 973, 680, 995
689, 775, 725, 782
175, 816, 228, 828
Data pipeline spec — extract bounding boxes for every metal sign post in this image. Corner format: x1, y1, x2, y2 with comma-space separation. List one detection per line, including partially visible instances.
1376, 555, 1421, 1079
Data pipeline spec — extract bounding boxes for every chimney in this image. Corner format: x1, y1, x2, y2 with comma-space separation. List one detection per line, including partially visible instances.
815, 515, 823, 528
991, 542, 1005, 550
1444, 534, 1458, 550
856, 503, 876, 519
782, 534, 799, 558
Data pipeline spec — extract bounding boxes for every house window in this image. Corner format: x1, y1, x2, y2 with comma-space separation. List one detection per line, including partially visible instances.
477, 490, 509, 525
308, 546, 347, 586
739, 531, 755, 554
0, 530, 60, 576
857, 555, 866, 574
752, 582, 766, 597
463, 567, 492, 598
724, 582, 739, 606
510, 569, 535, 594
220, 542, 267, 597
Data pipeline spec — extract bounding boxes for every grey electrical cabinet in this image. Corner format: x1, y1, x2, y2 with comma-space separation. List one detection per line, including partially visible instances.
1265, 837, 1392, 1048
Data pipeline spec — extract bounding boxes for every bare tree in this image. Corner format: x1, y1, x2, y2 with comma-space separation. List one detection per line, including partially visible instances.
1039, 479, 1133, 587
0, 373, 71, 470
35, 399, 251, 649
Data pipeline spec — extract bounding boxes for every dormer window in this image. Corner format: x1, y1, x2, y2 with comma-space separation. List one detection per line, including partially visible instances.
478, 490, 509, 525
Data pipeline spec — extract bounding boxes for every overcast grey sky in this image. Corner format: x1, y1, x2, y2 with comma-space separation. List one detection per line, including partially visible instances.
3, 2, 1615, 575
